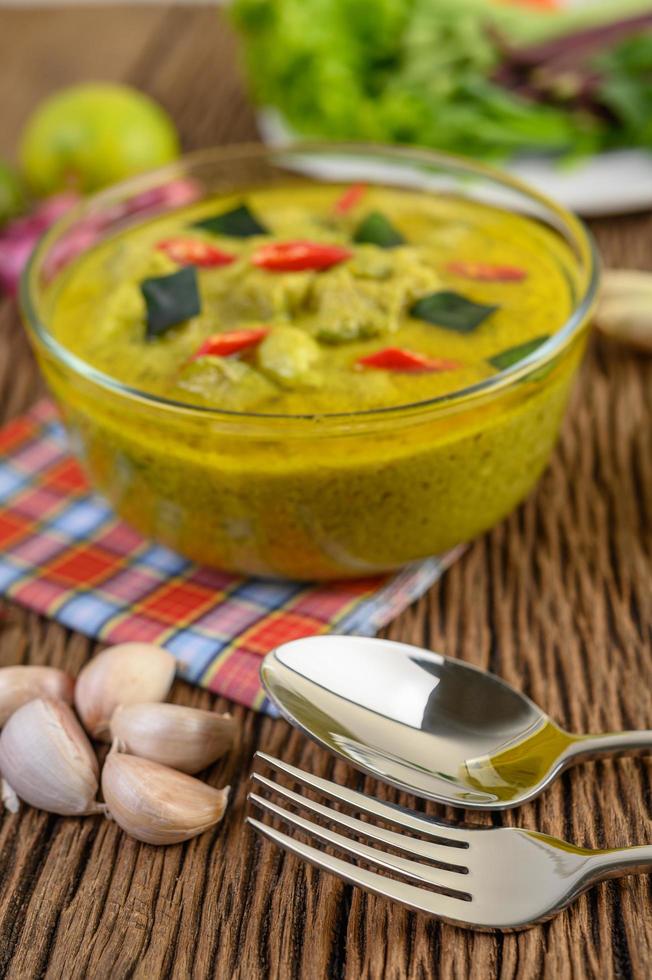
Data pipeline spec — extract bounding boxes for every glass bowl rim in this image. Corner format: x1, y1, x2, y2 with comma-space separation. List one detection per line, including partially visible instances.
21, 141, 600, 427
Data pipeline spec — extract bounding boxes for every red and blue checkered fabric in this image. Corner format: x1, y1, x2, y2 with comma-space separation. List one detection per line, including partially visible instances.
0, 401, 460, 713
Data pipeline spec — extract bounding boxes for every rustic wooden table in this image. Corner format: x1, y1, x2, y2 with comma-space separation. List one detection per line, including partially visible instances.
0, 6, 650, 979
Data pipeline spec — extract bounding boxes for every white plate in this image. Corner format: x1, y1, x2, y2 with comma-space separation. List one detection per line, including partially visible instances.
507, 151, 652, 217
258, 109, 652, 218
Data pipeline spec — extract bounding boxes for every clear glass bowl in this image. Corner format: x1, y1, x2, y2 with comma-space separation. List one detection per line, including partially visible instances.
21, 144, 598, 580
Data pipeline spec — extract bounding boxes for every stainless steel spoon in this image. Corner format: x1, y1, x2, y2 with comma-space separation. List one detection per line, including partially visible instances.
261, 635, 652, 810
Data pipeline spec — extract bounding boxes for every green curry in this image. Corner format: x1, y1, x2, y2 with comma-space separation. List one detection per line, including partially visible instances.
51, 184, 574, 413
41, 181, 588, 579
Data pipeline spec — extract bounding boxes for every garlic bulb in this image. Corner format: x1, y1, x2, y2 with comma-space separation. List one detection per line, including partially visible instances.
102, 750, 230, 845
596, 269, 652, 352
110, 703, 235, 774
75, 643, 176, 742
0, 665, 75, 727
0, 698, 103, 815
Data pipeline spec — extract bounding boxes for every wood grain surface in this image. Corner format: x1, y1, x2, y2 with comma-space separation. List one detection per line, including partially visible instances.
0, 7, 650, 979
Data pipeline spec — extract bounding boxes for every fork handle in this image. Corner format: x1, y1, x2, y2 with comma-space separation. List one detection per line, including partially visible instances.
586, 844, 652, 883
565, 729, 652, 763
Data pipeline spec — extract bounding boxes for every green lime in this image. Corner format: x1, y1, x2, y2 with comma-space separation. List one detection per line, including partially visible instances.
20, 83, 180, 196
0, 160, 25, 225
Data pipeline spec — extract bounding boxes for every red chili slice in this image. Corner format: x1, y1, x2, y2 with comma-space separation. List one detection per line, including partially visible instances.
251, 241, 353, 272
190, 328, 269, 361
157, 237, 236, 268
333, 183, 367, 215
357, 348, 461, 373
446, 260, 526, 282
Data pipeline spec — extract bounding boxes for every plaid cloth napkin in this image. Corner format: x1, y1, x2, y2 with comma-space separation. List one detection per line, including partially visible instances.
0, 401, 460, 714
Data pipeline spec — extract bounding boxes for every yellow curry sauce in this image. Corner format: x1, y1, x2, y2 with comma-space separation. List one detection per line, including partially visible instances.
43, 183, 588, 578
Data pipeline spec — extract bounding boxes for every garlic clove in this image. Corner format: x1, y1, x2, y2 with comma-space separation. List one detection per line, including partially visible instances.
595, 269, 652, 353
0, 698, 103, 816
0, 665, 75, 728
110, 703, 236, 774
1, 776, 19, 814
75, 643, 176, 742
101, 750, 230, 845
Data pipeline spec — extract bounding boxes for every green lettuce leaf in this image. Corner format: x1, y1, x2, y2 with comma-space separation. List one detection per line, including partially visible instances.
231, 0, 652, 160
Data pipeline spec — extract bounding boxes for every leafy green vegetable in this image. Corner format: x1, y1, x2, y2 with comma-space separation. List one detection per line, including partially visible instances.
353, 211, 405, 248
410, 291, 497, 333
141, 267, 200, 339
193, 202, 268, 237
596, 34, 652, 148
493, 10, 652, 153
488, 335, 549, 370
231, 0, 652, 160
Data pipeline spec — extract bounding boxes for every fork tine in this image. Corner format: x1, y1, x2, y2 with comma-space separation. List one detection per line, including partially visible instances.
251, 772, 468, 871
249, 791, 471, 894
254, 752, 471, 846
247, 817, 475, 927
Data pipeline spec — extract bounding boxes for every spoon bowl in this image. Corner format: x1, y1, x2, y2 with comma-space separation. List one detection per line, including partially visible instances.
261, 636, 652, 809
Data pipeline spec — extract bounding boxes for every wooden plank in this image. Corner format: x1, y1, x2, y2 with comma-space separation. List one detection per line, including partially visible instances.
0, 6, 175, 162
0, 7, 650, 979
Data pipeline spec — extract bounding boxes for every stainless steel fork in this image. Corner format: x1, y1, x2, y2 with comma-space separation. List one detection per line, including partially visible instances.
247, 752, 652, 931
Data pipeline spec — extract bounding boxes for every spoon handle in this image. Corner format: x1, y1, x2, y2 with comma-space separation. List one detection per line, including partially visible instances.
566, 730, 652, 762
